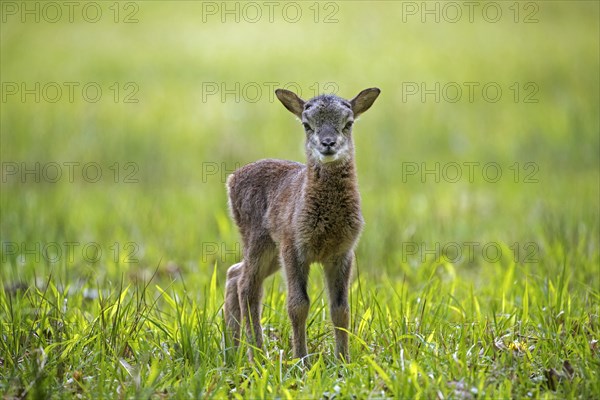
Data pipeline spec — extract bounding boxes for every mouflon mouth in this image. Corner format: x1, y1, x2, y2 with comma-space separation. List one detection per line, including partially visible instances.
320, 149, 336, 156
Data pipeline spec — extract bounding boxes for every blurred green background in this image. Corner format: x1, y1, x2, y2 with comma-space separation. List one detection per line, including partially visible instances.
1, 1, 598, 288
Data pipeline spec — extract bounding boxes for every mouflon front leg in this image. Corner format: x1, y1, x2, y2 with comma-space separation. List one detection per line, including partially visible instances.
324, 252, 353, 361
281, 243, 310, 359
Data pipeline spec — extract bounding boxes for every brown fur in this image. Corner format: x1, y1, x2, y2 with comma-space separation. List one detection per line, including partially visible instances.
225, 88, 380, 361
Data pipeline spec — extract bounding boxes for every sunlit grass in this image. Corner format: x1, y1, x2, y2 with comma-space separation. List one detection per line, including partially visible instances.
1, 254, 598, 398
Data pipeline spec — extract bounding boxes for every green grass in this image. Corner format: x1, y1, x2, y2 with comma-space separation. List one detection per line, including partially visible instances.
1, 257, 598, 398
1, 1, 599, 398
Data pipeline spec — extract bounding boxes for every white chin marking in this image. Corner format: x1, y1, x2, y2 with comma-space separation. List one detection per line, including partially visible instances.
312, 146, 349, 164
319, 154, 338, 163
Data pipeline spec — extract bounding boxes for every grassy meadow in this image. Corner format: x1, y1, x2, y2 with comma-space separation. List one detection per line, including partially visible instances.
1, 1, 599, 398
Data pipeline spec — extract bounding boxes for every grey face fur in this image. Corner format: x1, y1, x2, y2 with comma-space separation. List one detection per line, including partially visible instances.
275, 88, 381, 164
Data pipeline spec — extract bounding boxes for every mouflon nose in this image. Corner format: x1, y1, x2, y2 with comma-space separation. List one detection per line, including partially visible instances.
321, 137, 336, 148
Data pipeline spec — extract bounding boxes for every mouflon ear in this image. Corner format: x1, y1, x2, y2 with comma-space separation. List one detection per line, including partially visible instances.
275, 89, 305, 119
350, 88, 381, 117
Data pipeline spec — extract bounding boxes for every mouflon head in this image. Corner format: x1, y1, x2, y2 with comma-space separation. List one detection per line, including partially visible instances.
275, 88, 380, 164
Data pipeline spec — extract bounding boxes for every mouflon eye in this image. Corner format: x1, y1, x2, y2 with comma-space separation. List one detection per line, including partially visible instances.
344, 121, 354, 130
303, 123, 313, 131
